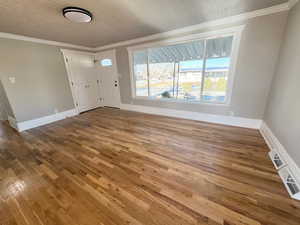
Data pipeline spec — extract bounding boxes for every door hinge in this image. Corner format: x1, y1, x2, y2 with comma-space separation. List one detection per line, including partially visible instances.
76, 102, 79, 107
65, 58, 69, 63
71, 82, 74, 86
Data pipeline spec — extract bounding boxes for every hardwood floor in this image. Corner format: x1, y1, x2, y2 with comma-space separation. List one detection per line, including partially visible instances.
0, 108, 300, 225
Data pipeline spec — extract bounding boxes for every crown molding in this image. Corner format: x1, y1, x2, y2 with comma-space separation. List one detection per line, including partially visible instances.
126, 25, 245, 52
0, 32, 94, 51
95, 2, 290, 51
288, 0, 299, 9
60, 49, 96, 56
0, 2, 292, 52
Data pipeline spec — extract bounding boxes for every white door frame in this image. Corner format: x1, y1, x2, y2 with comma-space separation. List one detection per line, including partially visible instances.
95, 49, 121, 108
61, 49, 98, 114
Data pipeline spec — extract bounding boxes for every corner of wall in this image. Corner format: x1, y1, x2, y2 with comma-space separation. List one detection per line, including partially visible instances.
0, 78, 16, 120
262, 11, 290, 122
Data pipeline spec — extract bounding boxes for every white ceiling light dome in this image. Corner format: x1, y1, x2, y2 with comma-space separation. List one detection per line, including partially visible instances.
63, 7, 93, 23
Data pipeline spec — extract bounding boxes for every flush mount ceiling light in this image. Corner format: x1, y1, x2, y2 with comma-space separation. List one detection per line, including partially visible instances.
63, 7, 93, 23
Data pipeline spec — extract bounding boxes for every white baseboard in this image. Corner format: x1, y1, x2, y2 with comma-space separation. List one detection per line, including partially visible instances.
260, 121, 300, 184
15, 109, 78, 132
120, 104, 262, 129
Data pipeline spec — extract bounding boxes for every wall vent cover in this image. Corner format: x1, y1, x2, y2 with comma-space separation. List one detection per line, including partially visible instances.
269, 150, 286, 170
279, 167, 300, 200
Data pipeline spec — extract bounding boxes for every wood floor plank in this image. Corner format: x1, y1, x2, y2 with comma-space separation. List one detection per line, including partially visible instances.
0, 108, 300, 225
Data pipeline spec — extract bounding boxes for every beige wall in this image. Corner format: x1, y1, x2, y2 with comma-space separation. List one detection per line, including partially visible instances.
264, 3, 300, 167
0, 11, 290, 125
0, 80, 14, 120
0, 38, 75, 122
115, 12, 288, 119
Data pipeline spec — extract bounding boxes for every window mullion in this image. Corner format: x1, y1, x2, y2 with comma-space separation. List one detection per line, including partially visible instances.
200, 40, 207, 101
176, 62, 180, 99
172, 61, 176, 97
146, 49, 150, 97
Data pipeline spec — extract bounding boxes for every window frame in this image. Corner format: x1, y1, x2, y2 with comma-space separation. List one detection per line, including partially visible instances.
127, 25, 244, 106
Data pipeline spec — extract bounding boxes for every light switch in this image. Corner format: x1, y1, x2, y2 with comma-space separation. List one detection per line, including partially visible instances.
9, 77, 16, 84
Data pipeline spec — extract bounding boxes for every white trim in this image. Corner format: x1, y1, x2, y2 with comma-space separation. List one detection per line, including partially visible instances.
126, 25, 245, 51
95, 3, 289, 51
128, 96, 230, 107
61, 49, 96, 56
226, 27, 243, 106
16, 109, 78, 132
128, 48, 136, 100
289, 0, 299, 9
61, 51, 80, 115
127, 25, 244, 106
260, 121, 300, 184
0, 32, 94, 51
121, 104, 262, 129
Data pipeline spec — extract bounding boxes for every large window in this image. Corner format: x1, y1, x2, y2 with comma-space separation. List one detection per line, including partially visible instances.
130, 29, 241, 104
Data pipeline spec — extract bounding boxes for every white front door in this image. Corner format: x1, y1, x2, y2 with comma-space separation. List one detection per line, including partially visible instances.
65, 52, 100, 113
96, 50, 121, 108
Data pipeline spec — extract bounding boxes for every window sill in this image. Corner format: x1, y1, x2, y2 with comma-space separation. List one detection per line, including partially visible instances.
132, 96, 230, 107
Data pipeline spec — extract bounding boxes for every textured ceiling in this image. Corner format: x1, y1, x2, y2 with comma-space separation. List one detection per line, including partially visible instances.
0, 0, 288, 47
